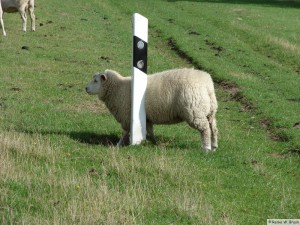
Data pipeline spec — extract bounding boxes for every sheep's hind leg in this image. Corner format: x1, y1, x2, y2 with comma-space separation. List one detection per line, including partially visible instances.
28, 0, 35, 31
117, 130, 130, 147
209, 114, 218, 151
189, 117, 212, 152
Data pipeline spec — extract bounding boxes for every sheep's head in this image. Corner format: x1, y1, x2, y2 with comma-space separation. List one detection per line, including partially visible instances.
86, 72, 107, 96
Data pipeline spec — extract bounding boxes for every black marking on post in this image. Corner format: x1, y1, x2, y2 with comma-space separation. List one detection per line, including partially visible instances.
133, 36, 147, 74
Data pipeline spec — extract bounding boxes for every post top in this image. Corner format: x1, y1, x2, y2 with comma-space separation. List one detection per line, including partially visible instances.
133, 13, 148, 43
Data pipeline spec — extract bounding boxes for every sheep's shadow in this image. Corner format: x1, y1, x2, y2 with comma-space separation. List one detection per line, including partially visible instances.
69, 131, 119, 146
19, 129, 120, 146
19, 129, 197, 148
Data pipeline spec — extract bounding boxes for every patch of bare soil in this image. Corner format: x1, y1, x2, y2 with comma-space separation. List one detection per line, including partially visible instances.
260, 118, 290, 142
293, 122, 300, 128
218, 81, 253, 112
167, 37, 195, 66
218, 81, 240, 96
188, 31, 200, 36
10, 87, 22, 92
204, 39, 225, 56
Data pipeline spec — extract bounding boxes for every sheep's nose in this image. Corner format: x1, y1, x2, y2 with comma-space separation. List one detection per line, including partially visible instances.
85, 87, 89, 93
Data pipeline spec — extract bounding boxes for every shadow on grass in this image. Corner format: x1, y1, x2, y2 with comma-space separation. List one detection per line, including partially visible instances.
19, 129, 201, 149
166, 0, 300, 8
69, 132, 119, 146
20, 129, 120, 146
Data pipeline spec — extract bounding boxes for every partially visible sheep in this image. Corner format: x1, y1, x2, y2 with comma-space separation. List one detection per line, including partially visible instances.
0, 2, 5, 36
0, 0, 35, 36
86, 68, 218, 152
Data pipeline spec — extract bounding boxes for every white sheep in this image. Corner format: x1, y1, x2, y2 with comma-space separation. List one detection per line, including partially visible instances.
0, 0, 35, 36
86, 68, 218, 152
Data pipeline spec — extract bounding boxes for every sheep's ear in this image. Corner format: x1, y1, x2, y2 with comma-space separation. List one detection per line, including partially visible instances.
100, 74, 107, 81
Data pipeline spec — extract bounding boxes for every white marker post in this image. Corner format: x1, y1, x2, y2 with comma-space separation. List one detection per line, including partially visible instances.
130, 13, 148, 145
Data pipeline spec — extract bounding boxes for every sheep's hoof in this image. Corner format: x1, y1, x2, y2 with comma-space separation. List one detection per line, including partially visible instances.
117, 139, 125, 147
203, 147, 213, 153
146, 136, 157, 145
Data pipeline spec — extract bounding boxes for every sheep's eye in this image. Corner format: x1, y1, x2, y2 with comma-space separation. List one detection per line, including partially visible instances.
94, 78, 98, 83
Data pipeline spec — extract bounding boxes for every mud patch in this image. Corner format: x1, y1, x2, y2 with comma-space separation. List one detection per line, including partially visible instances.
188, 31, 200, 36
270, 131, 289, 142
293, 122, 300, 128
218, 81, 240, 96
57, 83, 74, 90
287, 98, 300, 102
270, 146, 300, 158
211, 46, 224, 52
260, 118, 271, 129
260, 119, 282, 142
288, 148, 300, 156
233, 92, 254, 112
218, 81, 253, 111
260, 118, 290, 142
100, 56, 111, 63
205, 40, 224, 56
10, 87, 21, 92
167, 18, 175, 24
167, 37, 198, 67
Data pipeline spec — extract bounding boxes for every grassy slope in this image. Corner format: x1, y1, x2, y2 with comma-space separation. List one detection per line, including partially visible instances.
0, 0, 299, 224
111, 0, 300, 150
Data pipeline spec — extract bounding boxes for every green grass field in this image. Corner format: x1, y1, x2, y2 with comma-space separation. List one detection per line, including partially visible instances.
0, 0, 299, 224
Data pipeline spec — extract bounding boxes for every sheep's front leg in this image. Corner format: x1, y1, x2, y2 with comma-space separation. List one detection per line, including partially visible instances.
117, 129, 130, 147
209, 115, 218, 151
